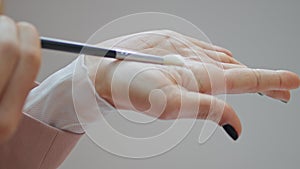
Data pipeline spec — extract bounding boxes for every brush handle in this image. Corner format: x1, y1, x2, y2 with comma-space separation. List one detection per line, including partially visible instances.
40, 36, 117, 58
40, 36, 164, 64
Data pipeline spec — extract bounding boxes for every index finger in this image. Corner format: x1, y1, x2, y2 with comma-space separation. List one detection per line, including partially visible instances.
0, 22, 40, 142
225, 68, 300, 93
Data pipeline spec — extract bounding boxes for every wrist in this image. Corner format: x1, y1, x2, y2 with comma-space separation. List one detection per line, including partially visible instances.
84, 56, 114, 106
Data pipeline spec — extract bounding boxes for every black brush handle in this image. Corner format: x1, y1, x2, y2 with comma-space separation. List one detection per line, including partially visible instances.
40, 36, 116, 58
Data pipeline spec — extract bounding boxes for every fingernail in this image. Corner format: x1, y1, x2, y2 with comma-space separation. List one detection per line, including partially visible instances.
222, 124, 239, 141
257, 92, 264, 96
280, 100, 288, 104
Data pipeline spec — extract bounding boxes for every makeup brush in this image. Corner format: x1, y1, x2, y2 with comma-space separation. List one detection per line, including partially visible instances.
40, 37, 184, 66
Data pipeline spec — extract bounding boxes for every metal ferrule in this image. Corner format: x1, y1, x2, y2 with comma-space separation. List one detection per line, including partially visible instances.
116, 50, 164, 64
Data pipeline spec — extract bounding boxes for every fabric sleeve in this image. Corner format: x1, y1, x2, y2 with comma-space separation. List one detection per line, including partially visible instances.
0, 113, 82, 169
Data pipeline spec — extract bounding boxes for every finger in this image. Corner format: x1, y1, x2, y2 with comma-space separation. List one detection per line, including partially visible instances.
158, 86, 241, 140
152, 30, 232, 57
219, 59, 287, 100
0, 16, 19, 97
185, 62, 298, 99
260, 90, 290, 103
0, 22, 41, 141
203, 49, 242, 64
225, 68, 300, 94
221, 63, 247, 69
184, 36, 233, 57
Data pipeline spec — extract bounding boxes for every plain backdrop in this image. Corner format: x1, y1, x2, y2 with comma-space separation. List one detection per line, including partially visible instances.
5, 0, 300, 169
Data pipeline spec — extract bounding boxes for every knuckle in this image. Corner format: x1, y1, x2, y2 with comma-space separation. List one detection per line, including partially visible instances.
251, 70, 261, 91
222, 56, 232, 63
17, 21, 38, 34
158, 111, 168, 120
159, 89, 181, 120
218, 53, 232, 63
0, 117, 18, 142
195, 64, 212, 93
278, 74, 283, 88
225, 73, 234, 91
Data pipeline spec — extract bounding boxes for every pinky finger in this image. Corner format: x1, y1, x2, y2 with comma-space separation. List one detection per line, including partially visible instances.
260, 90, 290, 103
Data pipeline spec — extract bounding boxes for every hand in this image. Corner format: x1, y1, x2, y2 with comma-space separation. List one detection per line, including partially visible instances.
85, 30, 300, 140
0, 16, 41, 143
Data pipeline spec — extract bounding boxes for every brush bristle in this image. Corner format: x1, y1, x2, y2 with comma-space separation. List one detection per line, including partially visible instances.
163, 55, 185, 66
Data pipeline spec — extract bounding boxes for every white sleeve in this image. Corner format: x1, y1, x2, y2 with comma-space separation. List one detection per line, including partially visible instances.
23, 55, 115, 134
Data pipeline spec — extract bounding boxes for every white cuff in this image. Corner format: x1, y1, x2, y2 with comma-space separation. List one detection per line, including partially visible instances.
24, 55, 115, 133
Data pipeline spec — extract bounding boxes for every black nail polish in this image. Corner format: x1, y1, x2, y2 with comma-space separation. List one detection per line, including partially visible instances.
222, 124, 239, 141
257, 92, 264, 96
281, 100, 288, 104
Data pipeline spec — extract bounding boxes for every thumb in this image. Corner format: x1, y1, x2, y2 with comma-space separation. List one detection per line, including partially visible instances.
164, 89, 242, 141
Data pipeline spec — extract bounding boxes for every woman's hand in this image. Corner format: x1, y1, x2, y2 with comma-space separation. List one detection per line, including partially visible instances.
85, 30, 300, 140
0, 16, 41, 143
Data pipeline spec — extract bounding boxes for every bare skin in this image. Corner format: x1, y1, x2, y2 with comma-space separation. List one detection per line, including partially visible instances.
0, 16, 41, 143
0, 19, 298, 142
85, 30, 300, 140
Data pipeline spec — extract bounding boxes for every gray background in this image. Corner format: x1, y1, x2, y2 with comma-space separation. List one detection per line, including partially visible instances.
5, 0, 300, 168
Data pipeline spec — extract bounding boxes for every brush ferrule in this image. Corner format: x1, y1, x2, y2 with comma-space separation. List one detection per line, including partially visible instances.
116, 50, 164, 64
